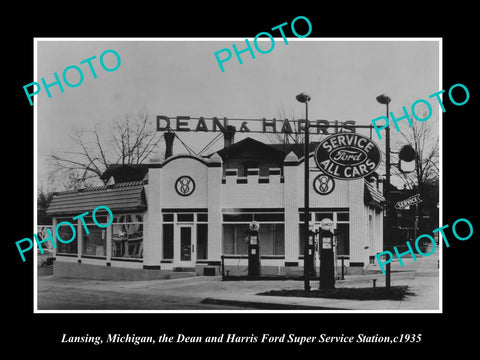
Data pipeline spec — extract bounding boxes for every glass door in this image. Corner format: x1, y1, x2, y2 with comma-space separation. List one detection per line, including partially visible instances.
175, 225, 195, 267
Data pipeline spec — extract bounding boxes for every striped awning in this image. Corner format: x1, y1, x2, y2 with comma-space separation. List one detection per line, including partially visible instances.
46, 181, 147, 216
364, 180, 385, 210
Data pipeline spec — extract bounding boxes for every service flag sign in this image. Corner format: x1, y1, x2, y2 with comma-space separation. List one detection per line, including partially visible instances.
395, 194, 422, 210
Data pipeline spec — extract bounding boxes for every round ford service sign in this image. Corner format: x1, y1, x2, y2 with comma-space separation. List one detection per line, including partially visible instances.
314, 133, 381, 180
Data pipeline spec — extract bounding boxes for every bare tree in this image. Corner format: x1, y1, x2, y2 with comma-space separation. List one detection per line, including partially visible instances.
391, 110, 439, 190
49, 112, 164, 190
266, 107, 305, 148
391, 115, 439, 234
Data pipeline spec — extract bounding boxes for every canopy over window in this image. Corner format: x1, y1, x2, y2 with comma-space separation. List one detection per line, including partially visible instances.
364, 180, 385, 211
46, 181, 147, 216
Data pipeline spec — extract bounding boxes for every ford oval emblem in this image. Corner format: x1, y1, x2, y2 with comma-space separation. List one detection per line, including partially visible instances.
314, 133, 381, 180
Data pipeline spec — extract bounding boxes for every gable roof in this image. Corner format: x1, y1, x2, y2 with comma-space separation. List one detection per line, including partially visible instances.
99, 164, 149, 183
210, 137, 320, 162
213, 137, 286, 163
269, 141, 320, 159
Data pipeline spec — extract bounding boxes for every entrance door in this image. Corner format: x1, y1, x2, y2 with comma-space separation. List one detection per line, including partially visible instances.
175, 225, 195, 267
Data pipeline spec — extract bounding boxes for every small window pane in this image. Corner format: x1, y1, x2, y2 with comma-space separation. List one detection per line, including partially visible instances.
254, 213, 284, 222
337, 212, 350, 221
197, 213, 208, 222
56, 222, 78, 254
223, 214, 253, 222
83, 226, 106, 256
177, 213, 194, 222
315, 213, 333, 221
163, 214, 174, 222
112, 217, 144, 259
299, 213, 312, 222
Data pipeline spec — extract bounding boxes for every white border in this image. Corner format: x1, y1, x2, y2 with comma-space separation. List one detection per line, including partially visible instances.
33, 37, 442, 314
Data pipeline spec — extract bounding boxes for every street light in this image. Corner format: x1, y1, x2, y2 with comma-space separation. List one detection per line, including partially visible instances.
296, 92, 312, 294
376, 94, 392, 288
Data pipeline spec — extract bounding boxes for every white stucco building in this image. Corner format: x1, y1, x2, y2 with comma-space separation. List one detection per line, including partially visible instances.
47, 136, 384, 280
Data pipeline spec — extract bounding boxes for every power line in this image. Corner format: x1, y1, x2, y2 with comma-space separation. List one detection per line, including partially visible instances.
198, 133, 223, 156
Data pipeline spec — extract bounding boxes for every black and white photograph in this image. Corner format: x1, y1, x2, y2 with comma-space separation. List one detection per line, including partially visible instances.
34, 38, 441, 313
7, 6, 478, 354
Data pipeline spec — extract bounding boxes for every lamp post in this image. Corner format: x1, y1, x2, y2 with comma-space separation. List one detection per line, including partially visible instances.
296, 92, 312, 294
376, 94, 391, 288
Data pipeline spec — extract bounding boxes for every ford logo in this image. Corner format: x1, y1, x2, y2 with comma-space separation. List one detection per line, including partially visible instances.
314, 133, 381, 180
329, 147, 367, 166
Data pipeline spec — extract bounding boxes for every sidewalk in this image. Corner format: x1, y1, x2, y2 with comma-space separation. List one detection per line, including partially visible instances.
201, 248, 440, 311
37, 248, 439, 311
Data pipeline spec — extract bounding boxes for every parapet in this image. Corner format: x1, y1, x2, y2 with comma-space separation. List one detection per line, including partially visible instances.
222, 168, 283, 184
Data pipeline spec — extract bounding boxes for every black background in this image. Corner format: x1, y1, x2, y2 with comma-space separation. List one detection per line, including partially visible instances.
6, 3, 477, 354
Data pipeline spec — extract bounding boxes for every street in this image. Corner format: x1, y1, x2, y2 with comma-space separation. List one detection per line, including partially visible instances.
36, 251, 439, 311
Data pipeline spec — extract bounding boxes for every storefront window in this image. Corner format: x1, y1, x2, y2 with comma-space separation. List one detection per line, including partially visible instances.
112, 214, 144, 259
223, 224, 249, 255
83, 226, 106, 257
336, 223, 350, 255
259, 224, 284, 255
56, 217, 78, 255
223, 223, 284, 255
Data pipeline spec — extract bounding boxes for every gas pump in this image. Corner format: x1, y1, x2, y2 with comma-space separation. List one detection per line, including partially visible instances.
304, 225, 316, 277
319, 221, 335, 289
247, 221, 260, 277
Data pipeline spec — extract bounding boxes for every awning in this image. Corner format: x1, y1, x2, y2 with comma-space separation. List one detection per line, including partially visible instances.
46, 181, 147, 216
364, 180, 385, 211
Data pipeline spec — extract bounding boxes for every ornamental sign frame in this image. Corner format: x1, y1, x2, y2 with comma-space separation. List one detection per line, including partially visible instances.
313, 174, 335, 195
175, 175, 196, 196
314, 133, 381, 180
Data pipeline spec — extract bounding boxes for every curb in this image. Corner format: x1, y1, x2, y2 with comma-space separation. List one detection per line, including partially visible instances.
200, 297, 349, 310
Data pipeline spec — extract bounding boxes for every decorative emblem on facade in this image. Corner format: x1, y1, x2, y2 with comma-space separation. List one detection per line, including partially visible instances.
313, 174, 335, 195
175, 176, 195, 196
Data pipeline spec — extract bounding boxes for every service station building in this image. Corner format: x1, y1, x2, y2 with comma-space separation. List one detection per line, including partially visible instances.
46, 128, 385, 280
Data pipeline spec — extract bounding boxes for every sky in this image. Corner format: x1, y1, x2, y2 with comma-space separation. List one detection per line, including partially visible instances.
36, 38, 440, 190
